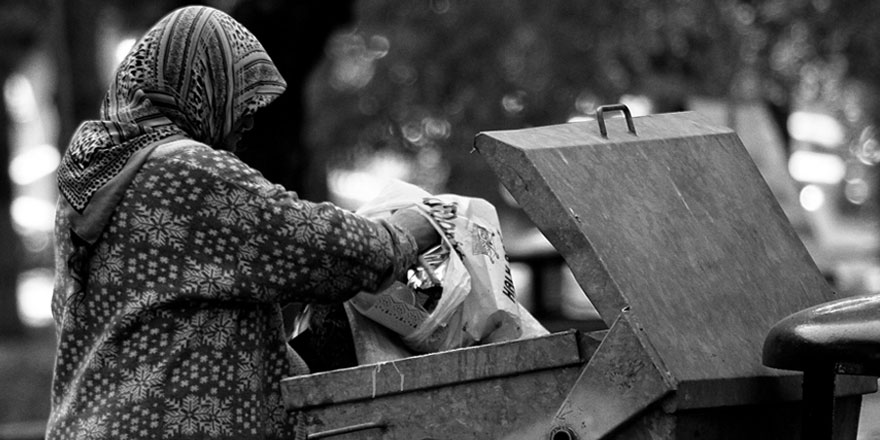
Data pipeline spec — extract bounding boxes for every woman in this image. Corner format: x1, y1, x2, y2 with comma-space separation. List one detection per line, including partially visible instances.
48, 6, 436, 439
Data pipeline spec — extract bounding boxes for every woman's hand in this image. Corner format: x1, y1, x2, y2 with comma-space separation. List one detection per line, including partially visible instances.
387, 206, 440, 253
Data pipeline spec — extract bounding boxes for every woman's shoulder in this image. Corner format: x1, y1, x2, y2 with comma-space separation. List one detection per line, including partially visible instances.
143, 139, 283, 197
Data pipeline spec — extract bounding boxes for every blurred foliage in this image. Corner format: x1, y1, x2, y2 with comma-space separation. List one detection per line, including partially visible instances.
232, 0, 356, 200
21, 0, 880, 210
306, 0, 880, 212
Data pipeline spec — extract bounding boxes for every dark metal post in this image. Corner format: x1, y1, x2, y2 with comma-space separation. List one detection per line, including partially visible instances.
801, 364, 836, 440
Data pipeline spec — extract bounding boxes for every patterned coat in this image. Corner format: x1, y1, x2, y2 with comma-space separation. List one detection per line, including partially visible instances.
48, 7, 419, 438
49, 141, 417, 439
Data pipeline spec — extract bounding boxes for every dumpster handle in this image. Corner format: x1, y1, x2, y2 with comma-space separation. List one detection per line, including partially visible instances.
595, 104, 637, 138
307, 420, 387, 439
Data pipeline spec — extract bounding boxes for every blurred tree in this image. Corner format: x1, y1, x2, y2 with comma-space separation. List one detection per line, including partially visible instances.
0, 77, 23, 337
735, 0, 880, 220
0, 0, 48, 337
807, 1, 880, 165
303, 0, 880, 232
306, 1, 756, 224
54, 0, 104, 150
232, 0, 355, 200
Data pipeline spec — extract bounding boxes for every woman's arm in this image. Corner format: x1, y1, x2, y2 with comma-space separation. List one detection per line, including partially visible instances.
157, 146, 423, 305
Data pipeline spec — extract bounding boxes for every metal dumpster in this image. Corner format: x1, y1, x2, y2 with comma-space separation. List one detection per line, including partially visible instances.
282, 107, 877, 439
283, 330, 600, 439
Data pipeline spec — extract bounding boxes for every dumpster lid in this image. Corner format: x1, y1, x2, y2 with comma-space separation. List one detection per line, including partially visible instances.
475, 109, 832, 387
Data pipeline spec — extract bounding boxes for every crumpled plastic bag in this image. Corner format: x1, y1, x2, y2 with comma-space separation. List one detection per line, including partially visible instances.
349, 179, 545, 354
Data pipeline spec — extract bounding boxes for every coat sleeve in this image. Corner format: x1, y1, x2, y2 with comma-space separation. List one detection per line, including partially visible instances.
242, 190, 419, 304
161, 147, 419, 305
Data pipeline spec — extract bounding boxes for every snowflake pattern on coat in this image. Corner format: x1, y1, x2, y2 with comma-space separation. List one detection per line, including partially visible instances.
49, 144, 417, 440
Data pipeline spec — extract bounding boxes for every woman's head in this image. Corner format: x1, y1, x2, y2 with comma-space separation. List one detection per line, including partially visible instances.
104, 6, 285, 150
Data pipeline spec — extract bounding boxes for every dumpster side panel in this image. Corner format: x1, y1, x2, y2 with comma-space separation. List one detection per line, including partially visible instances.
298, 364, 582, 439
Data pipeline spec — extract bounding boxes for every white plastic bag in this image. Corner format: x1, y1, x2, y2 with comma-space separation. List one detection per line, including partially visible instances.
421, 195, 523, 345
349, 181, 469, 352
350, 179, 538, 353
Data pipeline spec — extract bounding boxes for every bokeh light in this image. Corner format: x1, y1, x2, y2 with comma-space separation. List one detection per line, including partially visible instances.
799, 184, 825, 212
3, 74, 37, 123
11, 196, 55, 234
787, 111, 845, 148
9, 144, 59, 186
788, 150, 846, 184
16, 268, 54, 328
114, 37, 137, 65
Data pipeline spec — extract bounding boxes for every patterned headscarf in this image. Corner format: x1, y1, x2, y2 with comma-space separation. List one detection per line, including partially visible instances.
57, 6, 286, 214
